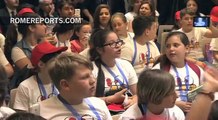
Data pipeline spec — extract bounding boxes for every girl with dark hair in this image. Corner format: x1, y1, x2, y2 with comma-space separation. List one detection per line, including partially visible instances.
186, 0, 205, 17
5, 10, 46, 70
120, 69, 184, 119
153, 31, 204, 113
93, 4, 111, 30
90, 29, 138, 110
71, 20, 92, 53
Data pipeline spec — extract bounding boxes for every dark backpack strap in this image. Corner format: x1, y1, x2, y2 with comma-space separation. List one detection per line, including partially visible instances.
186, 61, 201, 80
138, 103, 145, 115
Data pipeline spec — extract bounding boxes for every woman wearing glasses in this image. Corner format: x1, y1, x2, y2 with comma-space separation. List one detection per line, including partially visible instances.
90, 29, 138, 111
153, 31, 204, 113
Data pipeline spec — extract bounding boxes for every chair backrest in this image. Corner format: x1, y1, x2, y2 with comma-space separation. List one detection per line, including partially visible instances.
157, 25, 173, 44
160, 32, 170, 53
9, 88, 18, 108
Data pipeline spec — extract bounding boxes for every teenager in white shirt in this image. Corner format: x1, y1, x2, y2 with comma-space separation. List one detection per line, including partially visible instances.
90, 29, 138, 109
36, 53, 112, 120
153, 31, 204, 113
120, 69, 185, 120
13, 42, 67, 111
120, 16, 160, 75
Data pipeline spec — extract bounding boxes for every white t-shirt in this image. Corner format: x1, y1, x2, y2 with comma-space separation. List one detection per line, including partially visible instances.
79, 47, 90, 60
119, 103, 185, 120
0, 107, 16, 119
36, 97, 112, 120
177, 28, 207, 44
92, 59, 138, 95
13, 75, 55, 111
210, 38, 218, 64
0, 49, 9, 66
210, 38, 218, 51
121, 40, 160, 75
11, 46, 29, 63
177, 28, 208, 59
153, 63, 204, 101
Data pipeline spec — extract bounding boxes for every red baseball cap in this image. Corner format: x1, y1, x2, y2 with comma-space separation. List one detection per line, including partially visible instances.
31, 42, 67, 67
210, 6, 218, 22
175, 11, 181, 21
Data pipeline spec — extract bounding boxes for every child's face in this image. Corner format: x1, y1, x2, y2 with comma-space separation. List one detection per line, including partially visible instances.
165, 35, 188, 65
77, 25, 92, 42
180, 14, 193, 29
67, 65, 96, 98
145, 22, 157, 40
111, 17, 127, 36
159, 90, 178, 108
101, 32, 122, 59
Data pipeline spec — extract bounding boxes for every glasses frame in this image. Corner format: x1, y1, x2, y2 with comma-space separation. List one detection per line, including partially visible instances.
103, 39, 125, 48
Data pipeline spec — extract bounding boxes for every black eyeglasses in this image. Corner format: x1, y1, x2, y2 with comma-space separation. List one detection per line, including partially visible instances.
103, 40, 125, 48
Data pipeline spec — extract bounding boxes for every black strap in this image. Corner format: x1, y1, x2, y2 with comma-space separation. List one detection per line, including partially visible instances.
95, 59, 105, 97
138, 103, 145, 115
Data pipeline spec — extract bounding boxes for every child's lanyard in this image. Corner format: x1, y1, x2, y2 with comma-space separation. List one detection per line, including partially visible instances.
36, 74, 58, 100
57, 95, 101, 120
132, 40, 150, 66
102, 60, 129, 89
172, 63, 190, 100
146, 42, 150, 65
132, 38, 137, 65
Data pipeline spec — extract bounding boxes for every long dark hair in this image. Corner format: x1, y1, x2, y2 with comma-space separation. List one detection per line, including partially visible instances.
93, 4, 111, 30
89, 29, 113, 97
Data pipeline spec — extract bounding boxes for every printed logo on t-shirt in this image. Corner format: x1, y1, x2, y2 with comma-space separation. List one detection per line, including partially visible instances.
106, 77, 126, 91
175, 76, 197, 91
64, 114, 95, 120
139, 52, 154, 69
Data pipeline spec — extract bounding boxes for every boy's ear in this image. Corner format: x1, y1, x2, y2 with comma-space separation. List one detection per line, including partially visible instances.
60, 79, 70, 90
28, 25, 35, 32
144, 29, 149, 36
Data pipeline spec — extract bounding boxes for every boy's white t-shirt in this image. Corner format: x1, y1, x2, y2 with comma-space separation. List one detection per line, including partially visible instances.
0, 107, 16, 119
119, 103, 185, 120
121, 40, 160, 75
13, 75, 55, 111
36, 97, 112, 120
